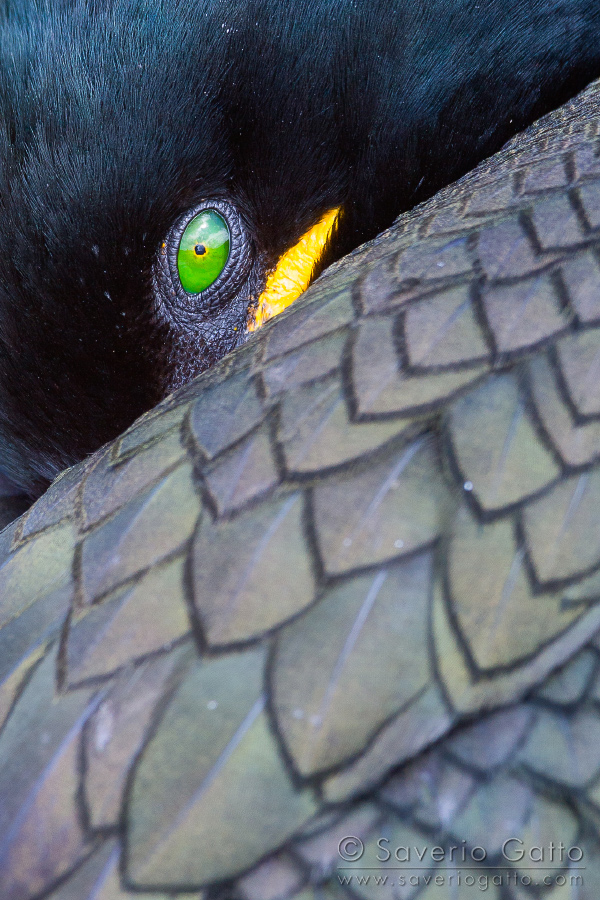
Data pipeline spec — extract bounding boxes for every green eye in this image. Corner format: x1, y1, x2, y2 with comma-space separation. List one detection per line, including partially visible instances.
177, 209, 230, 293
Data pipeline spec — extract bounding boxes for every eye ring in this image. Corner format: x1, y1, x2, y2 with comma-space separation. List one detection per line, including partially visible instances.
154, 199, 252, 323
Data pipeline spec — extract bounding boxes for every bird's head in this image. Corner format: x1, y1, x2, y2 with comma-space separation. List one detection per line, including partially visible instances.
2, 0, 596, 497
0, 0, 358, 497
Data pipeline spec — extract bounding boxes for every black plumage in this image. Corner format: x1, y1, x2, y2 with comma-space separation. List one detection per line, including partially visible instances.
0, 0, 599, 496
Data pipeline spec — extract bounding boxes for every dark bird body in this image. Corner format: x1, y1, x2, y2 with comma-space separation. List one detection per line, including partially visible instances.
6, 10, 600, 897
0, 0, 599, 497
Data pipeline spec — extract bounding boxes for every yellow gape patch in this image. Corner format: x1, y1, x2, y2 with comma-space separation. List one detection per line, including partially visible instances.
248, 207, 340, 331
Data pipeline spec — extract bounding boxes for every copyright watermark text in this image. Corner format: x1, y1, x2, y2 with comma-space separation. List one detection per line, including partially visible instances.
336, 837, 585, 892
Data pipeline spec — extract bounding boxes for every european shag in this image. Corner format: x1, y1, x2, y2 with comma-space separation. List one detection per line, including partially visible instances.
1, 0, 600, 497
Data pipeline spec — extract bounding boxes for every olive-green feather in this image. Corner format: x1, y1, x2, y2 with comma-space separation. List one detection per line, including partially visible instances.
4, 79, 600, 900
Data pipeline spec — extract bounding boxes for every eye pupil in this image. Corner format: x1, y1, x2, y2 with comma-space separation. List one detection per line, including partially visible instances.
177, 209, 230, 293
